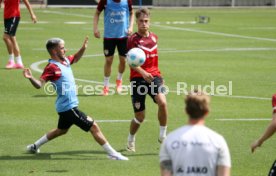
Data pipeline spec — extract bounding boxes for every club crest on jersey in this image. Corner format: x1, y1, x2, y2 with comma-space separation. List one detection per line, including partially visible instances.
104, 49, 109, 56
134, 102, 141, 110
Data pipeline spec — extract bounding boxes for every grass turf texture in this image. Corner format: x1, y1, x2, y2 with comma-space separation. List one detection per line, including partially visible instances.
0, 7, 276, 175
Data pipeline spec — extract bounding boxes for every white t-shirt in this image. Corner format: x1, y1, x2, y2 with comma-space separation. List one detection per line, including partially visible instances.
159, 125, 231, 176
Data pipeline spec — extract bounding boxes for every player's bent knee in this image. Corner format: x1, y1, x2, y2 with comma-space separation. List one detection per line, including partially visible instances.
90, 122, 101, 133
158, 99, 167, 108
59, 129, 68, 135
133, 117, 143, 125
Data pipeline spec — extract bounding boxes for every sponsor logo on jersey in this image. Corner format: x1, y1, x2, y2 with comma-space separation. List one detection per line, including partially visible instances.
186, 166, 208, 174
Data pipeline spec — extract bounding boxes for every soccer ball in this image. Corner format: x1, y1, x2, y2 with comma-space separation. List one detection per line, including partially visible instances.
126, 47, 146, 67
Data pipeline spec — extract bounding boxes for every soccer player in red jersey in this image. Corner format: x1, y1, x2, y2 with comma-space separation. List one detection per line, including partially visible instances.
0, 0, 37, 69
126, 8, 168, 152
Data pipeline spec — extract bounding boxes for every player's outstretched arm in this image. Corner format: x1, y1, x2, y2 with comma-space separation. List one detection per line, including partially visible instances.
251, 113, 276, 153
23, 0, 37, 23
23, 68, 45, 89
72, 36, 89, 63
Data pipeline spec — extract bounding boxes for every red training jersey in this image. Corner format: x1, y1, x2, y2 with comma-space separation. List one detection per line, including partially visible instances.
127, 32, 161, 79
272, 94, 276, 113
4, 0, 20, 19
40, 56, 75, 82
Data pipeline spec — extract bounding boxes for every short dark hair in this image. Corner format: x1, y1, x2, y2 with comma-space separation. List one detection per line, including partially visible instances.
46, 38, 64, 54
185, 90, 210, 119
135, 7, 150, 19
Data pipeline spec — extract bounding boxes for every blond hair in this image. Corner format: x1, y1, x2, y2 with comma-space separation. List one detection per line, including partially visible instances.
185, 90, 210, 119
135, 8, 150, 19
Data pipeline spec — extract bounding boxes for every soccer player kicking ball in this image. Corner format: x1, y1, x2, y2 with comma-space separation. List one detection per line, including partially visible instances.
23, 37, 128, 161
126, 8, 168, 152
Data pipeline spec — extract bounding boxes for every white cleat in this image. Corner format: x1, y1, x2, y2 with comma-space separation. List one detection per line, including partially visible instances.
126, 141, 135, 152
26, 144, 40, 154
108, 152, 129, 161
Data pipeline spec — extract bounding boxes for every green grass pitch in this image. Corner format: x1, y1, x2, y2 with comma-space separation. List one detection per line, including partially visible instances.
0, 7, 276, 176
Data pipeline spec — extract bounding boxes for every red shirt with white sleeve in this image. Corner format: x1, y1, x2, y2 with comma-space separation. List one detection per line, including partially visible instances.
40, 55, 75, 82
127, 32, 161, 79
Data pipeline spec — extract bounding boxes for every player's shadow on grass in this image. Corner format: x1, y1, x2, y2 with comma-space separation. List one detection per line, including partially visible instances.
119, 149, 158, 158
0, 150, 158, 161
0, 150, 108, 161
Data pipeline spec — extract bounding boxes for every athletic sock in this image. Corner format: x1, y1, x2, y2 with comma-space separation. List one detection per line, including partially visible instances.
102, 142, 117, 155
9, 54, 14, 62
34, 134, 49, 148
159, 126, 167, 138
103, 76, 110, 87
117, 73, 123, 81
15, 56, 23, 65
128, 133, 135, 142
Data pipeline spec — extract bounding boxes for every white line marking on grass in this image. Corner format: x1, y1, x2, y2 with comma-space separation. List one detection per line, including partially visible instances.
42, 10, 92, 18
18, 28, 44, 30
33, 48, 276, 53
215, 118, 271, 121
96, 120, 131, 123
29, 59, 115, 86
30, 58, 270, 101
239, 27, 276, 30
64, 22, 88, 24
168, 90, 270, 100
30, 60, 46, 73
153, 24, 276, 42
20, 21, 49, 24
158, 47, 276, 53
82, 54, 104, 58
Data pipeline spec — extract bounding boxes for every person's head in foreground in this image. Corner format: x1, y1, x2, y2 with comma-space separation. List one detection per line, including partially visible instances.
185, 90, 210, 123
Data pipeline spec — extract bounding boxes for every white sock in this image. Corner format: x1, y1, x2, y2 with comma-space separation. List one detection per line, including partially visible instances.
102, 142, 117, 155
128, 133, 135, 142
117, 73, 123, 81
103, 76, 110, 87
34, 134, 49, 148
15, 56, 23, 65
9, 54, 14, 61
159, 126, 167, 138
